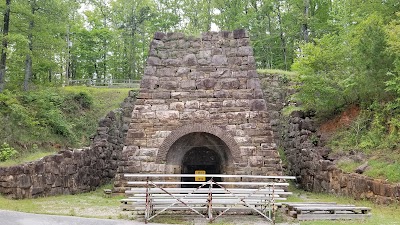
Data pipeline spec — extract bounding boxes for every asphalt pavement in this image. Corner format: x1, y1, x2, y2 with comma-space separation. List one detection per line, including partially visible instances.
0, 210, 165, 225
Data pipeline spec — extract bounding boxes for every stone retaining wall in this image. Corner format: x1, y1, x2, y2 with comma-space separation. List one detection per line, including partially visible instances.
261, 73, 400, 204
0, 91, 136, 199
282, 111, 400, 204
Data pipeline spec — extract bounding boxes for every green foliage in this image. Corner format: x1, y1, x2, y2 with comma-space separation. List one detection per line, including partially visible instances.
72, 92, 93, 109
292, 6, 397, 119
0, 87, 130, 158
0, 150, 53, 167
277, 147, 287, 167
364, 160, 400, 183
336, 160, 361, 174
0, 143, 18, 161
328, 102, 400, 182
292, 34, 350, 118
329, 102, 400, 152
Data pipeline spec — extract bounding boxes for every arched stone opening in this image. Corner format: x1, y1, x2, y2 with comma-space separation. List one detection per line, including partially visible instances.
156, 123, 241, 164
164, 132, 234, 186
181, 147, 221, 187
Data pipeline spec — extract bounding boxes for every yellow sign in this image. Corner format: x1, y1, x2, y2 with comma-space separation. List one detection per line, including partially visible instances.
195, 170, 206, 181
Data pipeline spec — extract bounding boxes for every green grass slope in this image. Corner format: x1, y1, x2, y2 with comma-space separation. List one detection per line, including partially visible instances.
0, 87, 132, 166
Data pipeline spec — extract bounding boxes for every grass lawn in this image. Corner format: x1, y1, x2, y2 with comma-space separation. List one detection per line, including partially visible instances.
0, 183, 399, 224
0, 184, 134, 220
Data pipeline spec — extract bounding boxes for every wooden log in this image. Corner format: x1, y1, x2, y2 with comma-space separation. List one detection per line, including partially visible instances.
296, 213, 371, 221
294, 206, 371, 212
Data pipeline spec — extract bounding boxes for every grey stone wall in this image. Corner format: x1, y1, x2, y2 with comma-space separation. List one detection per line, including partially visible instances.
0, 91, 136, 199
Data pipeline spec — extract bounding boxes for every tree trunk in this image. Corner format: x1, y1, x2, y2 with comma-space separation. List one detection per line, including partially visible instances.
24, 3, 35, 91
276, 2, 288, 70
302, 0, 310, 42
48, 68, 52, 83
130, 29, 136, 79
24, 54, 32, 91
205, 0, 212, 31
267, 12, 273, 69
66, 25, 71, 82
0, 0, 11, 92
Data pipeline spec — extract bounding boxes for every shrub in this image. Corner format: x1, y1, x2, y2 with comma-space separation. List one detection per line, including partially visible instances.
0, 143, 18, 161
73, 92, 93, 109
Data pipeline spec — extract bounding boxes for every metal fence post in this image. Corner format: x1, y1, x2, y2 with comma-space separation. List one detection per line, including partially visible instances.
207, 178, 214, 222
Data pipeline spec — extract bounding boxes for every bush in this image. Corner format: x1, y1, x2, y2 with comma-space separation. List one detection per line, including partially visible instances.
73, 92, 93, 109
0, 143, 17, 161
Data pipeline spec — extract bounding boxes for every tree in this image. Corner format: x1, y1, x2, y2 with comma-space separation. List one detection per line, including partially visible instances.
110, 0, 155, 79
0, 0, 11, 92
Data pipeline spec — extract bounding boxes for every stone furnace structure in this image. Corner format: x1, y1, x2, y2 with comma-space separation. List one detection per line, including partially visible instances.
114, 29, 282, 191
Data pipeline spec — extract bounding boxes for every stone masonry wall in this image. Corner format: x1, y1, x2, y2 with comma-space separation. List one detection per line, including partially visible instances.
0, 91, 136, 199
261, 73, 400, 204
282, 111, 400, 204
114, 30, 283, 192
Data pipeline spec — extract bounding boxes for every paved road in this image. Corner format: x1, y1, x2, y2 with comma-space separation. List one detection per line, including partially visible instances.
0, 210, 165, 225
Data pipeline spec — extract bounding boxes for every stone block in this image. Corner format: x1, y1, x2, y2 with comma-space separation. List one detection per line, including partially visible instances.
237, 46, 252, 57
150, 40, 164, 49
0, 175, 16, 188
160, 81, 178, 90
169, 102, 184, 110
157, 68, 176, 77
147, 56, 161, 66
261, 142, 277, 150
141, 163, 158, 173
218, 78, 240, 89
250, 99, 267, 111
156, 110, 179, 121
180, 80, 196, 90
151, 104, 169, 111
189, 71, 205, 79
247, 78, 261, 89
240, 146, 256, 157
171, 92, 190, 98
141, 112, 155, 119
233, 29, 248, 39
183, 54, 197, 66
222, 100, 235, 107
196, 78, 217, 89
154, 32, 166, 40
259, 150, 278, 158
179, 111, 193, 120
234, 136, 250, 144
235, 99, 249, 107
185, 100, 200, 109
153, 91, 171, 99
198, 50, 212, 59
211, 55, 228, 66
146, 138, 164, 147
16, 174, 31, 189
176, 67, 190, 76
152, 131, 171, 138
163, 59, 181, 67
213, 90, 228, 98
140, 77, 158, 89
249, 156, 263, 167
193, 110, 210, 120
